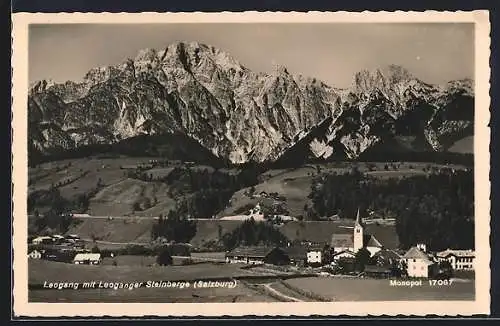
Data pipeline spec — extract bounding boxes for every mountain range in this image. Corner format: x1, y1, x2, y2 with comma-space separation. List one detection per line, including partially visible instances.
28, 41, 474, 165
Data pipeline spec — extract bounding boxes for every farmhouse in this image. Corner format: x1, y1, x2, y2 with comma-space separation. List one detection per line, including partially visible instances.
28, 249, 43, 259
282, 245, 308, 266
436, 249, 475, 270
220, 203, 266, 221
372, 248, 402, 267
73, 253, 102, 265
330, 209, 383, 256
306, 247, 324, 266
248, 203, 265, 220
363, 265, 392, 278
225, 246, 290, 265
402, 245, 438, 278
331, 249, 356, 262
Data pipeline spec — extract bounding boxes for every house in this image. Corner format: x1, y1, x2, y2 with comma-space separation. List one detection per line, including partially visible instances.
28, 249, 43, 259
332, 250, 356, 262
306, 247, 323, 266
363, 265, 393, 278
248, 203, 265, 220
32, 236, 53, 245
372, 248, 402, 267
225, 246, 290, 265
402, 245, 438, 278
330, 209, 383, 256
436, 249, 475, 270
51, 234, 66, 244
220, 203, 267, 221
73, 253, 102, 265
282, 245, 308, 266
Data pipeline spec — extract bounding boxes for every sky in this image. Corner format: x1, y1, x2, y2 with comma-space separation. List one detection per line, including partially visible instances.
29, 23, 474, 89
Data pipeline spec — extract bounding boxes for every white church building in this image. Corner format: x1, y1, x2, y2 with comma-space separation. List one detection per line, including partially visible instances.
330, 209, 383, 259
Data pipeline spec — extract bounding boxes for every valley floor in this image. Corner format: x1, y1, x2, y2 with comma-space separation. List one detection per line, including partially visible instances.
28, 259, 475, 303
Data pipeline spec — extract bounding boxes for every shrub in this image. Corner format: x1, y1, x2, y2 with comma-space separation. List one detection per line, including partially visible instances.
156, 248, 173, 266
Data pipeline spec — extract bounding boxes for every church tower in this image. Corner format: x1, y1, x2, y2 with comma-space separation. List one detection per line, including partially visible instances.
353, 208, 364, 252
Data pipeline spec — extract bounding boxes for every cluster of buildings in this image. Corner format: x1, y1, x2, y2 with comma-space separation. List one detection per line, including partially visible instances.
225, 209, 475, 279
220, 202, 297, 222
28, 233, 103, 265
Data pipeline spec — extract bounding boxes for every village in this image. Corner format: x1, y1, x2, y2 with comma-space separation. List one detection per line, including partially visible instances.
28, 204, 475, 281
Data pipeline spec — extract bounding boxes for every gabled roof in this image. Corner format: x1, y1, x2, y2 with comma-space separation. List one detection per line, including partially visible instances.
373, 248, 402, 260
226, 246, 278, 258
403, 247, 432, 262
331, 233, 354, 248
333, 250, 356, 257
365, 235, 383, 248
436, 249, 475, 258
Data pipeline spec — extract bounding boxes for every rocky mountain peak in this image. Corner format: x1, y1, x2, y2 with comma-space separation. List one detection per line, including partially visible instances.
445, 78, 474, 96
353, 64, 416, 93
29, 79, 56, 94
28, 41, 475, 165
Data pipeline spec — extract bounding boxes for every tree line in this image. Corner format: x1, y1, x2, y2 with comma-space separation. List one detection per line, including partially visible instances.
309, 169, 474, 251
221, 218, 289, 250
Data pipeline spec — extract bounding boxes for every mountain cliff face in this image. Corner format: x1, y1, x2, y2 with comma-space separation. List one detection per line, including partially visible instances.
28, 41, 474, 164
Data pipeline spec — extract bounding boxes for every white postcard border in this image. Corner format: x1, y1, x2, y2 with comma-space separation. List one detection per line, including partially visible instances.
11, 10, 491, 317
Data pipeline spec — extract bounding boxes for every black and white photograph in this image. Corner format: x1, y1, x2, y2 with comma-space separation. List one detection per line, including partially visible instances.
12, 11, 491, 317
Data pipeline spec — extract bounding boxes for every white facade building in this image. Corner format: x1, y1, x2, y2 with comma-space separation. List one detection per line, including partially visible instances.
402, 246, 437, 278
436, 249, 475, 270
28, 250, 43, 259
306, 249, 322, 264
331, 250, 356, 262
73, 253, 102, 265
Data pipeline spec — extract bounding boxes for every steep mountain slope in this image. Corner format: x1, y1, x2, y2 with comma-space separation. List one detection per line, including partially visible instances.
28, 42, 474, 165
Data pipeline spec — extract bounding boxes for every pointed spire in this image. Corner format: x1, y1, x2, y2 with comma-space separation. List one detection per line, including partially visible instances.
355, 207, 363, 227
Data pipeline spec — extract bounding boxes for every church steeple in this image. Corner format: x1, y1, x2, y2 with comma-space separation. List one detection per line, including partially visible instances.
353, 207, 364, 252
355, 207, 363, 227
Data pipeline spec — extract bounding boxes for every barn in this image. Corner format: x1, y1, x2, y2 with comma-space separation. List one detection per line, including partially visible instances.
225, 246, 290, 265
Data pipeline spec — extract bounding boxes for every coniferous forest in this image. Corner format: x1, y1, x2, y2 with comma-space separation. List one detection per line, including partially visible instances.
309, 168, 474, 251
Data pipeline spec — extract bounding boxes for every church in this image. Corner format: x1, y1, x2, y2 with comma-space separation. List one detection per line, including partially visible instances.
330, 209, 383, 258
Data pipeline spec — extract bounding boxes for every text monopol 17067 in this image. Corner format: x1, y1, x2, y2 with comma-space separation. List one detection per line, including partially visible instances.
389, 279, 455, 287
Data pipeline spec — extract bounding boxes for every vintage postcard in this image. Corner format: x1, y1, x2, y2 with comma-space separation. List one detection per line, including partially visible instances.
12, 11, 491, 317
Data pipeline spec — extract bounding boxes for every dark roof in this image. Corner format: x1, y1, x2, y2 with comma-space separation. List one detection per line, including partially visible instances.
364, 265, 392, 273
373, 249, 402, 260
364, 224, 399, 249
307, 246, 325, 251
365, 235, 383, 248
282, 245, 307, 260
331, 233, 354, 248
226, 246, 278, 258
